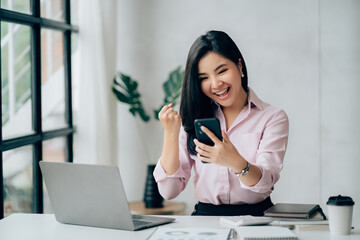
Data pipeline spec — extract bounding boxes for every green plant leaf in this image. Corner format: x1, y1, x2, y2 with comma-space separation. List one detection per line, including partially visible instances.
113, 66, 183, 122
138, 108, 150, 122
112, 72, 150, 122
112, 87, 131, 104
129, 107, 137, 116
153, 109, 161, 120
153, 66, 184, 120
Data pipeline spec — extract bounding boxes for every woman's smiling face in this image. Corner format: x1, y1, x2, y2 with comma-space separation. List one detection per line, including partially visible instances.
198, 51, 246, 110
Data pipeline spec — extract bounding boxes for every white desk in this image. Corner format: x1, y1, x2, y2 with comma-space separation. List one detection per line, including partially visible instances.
1, 213, 359, 240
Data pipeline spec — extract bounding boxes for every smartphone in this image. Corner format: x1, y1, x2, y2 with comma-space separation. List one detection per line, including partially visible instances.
194, 118, 223, 163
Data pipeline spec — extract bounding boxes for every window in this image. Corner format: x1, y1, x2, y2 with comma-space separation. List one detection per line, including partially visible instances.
0, 0, 79, 219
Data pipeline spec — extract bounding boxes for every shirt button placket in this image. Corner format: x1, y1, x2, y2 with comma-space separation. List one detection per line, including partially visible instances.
219, 167, 230, 204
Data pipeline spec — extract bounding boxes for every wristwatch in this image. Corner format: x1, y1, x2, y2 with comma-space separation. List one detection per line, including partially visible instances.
235, 162, 250, 177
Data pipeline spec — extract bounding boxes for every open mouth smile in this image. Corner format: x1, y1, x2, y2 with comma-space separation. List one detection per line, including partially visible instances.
214, 87, 230, 97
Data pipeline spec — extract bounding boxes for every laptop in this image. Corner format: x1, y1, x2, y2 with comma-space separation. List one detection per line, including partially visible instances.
39, 161, 175, 231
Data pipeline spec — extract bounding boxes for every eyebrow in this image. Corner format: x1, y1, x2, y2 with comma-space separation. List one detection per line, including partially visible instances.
198, 64, 227, 76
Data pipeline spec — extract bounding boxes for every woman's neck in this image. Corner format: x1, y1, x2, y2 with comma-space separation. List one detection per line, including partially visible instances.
222, 91, 248, 130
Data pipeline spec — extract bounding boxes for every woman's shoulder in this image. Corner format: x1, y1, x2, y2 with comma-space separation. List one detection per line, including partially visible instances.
249, 89, 288, 121
262, 101, 287, 116
259, 101, 288, 123
249, 88, 286, 115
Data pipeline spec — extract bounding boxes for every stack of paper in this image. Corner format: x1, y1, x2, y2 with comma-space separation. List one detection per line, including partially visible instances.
264, 203, 328, 230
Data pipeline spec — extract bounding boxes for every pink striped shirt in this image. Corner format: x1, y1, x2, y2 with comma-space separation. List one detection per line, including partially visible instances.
154, 88, 289, 205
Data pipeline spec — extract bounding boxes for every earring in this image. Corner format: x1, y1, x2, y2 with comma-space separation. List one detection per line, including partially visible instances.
241, 72, 244, 77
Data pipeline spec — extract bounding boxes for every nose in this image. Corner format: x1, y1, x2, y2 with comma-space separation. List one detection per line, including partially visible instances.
210, 75, 223, 89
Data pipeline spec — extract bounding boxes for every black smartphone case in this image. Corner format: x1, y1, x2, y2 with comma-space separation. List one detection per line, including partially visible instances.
194, 118, 222, 146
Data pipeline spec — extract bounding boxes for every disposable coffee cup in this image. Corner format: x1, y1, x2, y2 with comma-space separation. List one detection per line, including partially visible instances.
327, 195, 355, 235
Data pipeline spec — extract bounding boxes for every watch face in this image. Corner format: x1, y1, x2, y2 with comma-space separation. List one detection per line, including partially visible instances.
236, 162, 250, 176
242, 169, 249, 176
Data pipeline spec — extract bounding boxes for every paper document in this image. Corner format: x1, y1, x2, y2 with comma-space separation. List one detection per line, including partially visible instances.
147, 227, 231, 240
236, 226, 297, 240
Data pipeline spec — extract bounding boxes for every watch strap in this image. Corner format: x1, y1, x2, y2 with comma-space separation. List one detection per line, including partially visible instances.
235, 162, 250, 177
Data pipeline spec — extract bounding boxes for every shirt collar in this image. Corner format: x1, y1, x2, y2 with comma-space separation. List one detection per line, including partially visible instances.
213, 87, 264, 111
247, 88, 264, 111
211, 88, 264, 115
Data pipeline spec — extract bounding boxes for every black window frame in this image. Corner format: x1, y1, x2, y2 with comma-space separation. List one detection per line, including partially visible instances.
0, 0, 79, 219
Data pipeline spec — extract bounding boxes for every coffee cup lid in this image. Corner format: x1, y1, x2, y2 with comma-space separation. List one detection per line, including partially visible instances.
327, 195, 354, 206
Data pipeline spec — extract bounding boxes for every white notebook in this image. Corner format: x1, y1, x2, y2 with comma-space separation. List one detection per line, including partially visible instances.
236, 226, 297, 240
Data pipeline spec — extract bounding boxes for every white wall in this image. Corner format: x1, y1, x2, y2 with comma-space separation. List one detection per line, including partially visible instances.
319, 0, 360, 226
116, 0, 360, 225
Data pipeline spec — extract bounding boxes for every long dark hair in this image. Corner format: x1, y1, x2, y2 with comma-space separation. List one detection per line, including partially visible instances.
180, 30, 249, 155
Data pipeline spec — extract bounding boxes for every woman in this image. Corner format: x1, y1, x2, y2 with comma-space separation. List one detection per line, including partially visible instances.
154, 30, 289, 216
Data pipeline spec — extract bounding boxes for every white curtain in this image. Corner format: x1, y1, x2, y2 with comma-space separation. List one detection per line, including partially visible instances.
74, 0, 118, 165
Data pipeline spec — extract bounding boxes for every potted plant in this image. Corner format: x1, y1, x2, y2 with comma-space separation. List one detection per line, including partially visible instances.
112, 66, 184, 208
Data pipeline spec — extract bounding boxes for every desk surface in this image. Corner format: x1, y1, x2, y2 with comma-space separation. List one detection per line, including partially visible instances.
1, 213, 359, 240
129, 201, 186, 215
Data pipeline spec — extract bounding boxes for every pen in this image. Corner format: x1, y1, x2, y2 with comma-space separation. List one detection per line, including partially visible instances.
228, 228, 237, 240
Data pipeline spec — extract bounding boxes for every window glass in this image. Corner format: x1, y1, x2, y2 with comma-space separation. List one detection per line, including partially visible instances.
1, 22, 33, 139
42, 137, 66, 213
70, 0, 79, 25
1, 0, 76, 219
3, 145, 34, 217
1, 0, 31, 14
40, 0, 64, 21
41, 29, 67, 131
71, 33, 79, 126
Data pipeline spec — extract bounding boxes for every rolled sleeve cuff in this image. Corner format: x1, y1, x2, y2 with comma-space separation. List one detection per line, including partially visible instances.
153, 160, 186, 182
239, 165, 276, 193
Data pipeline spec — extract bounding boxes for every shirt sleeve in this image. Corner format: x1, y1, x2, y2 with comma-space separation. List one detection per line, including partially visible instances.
153, 126, 193, 200
240, 109, 289, 193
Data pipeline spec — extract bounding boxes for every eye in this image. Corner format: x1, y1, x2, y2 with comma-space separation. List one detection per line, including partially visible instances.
199, 76, 208, 81
218, 69, 228, 74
